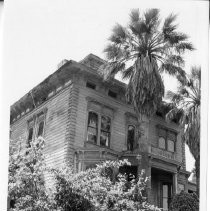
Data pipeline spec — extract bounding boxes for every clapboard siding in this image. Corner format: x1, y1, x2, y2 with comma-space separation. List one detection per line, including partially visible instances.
10, 86, 71, 168
74, 83, 137, 152
64, 83, 80, 164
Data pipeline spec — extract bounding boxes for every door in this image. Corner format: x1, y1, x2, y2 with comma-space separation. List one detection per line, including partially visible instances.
161, 182, 172, 210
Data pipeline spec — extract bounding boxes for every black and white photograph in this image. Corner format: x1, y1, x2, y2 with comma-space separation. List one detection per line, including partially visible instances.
0, 0, 209, 210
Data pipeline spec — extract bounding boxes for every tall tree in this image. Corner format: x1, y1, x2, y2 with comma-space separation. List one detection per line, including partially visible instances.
100, 8, 194, 119
166, 67, 201, 196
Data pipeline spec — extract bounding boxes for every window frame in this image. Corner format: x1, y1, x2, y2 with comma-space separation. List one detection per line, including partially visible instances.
100, 115, 111, 147
86, 111, 99, 144
86, 110, 112, 148
26, 109, 47, 146
126, 124, 136, 151
156, 125, 177, 153
158, 136, 166, 150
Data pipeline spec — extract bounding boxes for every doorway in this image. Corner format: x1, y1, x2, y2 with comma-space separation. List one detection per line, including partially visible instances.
161, 182, 172, 210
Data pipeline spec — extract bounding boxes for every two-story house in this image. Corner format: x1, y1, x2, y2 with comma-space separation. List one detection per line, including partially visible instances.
10, 54, 192, 210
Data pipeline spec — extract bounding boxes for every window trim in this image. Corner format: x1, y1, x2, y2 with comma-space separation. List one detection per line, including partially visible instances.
126, 124, 136, 151
26, 108, 47, 146
156, 125, 177, 153
86, 110, 112, 148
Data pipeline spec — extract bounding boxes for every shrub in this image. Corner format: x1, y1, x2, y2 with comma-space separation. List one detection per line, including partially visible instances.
52, 160, 161, 211
169, 191, 199, 211
8, 138, 54, 211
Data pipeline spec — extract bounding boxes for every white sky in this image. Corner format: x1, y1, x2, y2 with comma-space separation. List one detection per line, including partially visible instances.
1, 0, 209, 173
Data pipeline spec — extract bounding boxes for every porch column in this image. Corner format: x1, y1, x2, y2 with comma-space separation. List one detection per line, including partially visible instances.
147, 159, 152, 202
173, 172, 178, 194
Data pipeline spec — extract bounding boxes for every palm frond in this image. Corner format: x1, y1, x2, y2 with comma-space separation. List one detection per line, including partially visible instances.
144, 9, 160, 33
167, 55, 185, 66
160, 63, 186, 78
98, 62, 126, 80
166, 90, 184, 104
191, 66, 201, 82
122, 66, 134, 80
175, 42, 194, 53
162, 13, 177, 35
165, 32, 189, 45
112, 24, 127, 40
130, 9, 140, 23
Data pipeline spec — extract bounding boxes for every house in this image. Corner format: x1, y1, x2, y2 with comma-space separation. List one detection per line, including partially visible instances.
10, 53, 192, 210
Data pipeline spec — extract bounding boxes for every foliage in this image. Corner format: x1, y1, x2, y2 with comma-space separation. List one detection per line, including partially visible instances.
166, 66, 200, 195
169, 191, 199, 211
8, 137, 160, 211
8, 138, 54, 211
52, 160, 161, 211
100, 8, 194, 118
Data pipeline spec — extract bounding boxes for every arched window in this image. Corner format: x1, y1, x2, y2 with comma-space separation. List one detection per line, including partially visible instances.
167, 139, 175, 152
87, 111, 98, 144
100, 115, 111, 147
127, 125, 135, 151
158, 137, 166, 149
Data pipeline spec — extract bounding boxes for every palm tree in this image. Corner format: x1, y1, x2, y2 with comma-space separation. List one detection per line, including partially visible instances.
166, 67, 200, 196
100, 8, 194, 119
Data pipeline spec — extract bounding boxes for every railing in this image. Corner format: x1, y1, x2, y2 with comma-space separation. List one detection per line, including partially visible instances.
149, 146, 177, 161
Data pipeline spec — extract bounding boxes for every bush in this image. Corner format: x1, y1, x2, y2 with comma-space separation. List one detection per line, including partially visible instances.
52, 160, 161, 211
169, 191, 199, 211
8, 137, 160, 211
8, 138, 54, 211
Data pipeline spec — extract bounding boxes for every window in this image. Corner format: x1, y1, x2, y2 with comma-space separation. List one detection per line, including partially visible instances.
87, 112, 98, 144
108, 90, 117, 99
28, 127, 34, 146
37, 112, 45, 137
27, 110, 47, 146
158, 137, 166, 149
86, 81, 96, 90
178, 184, 185, 193
127, 125, 135, 151
86, 111, 111, 147
168, 139, 175, 152
157, 126, 177, 152
100, 116, 111, 147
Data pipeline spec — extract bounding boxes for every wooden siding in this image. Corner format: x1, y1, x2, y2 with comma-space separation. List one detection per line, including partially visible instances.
73, 76, 184, 169
10, 86, 71, 169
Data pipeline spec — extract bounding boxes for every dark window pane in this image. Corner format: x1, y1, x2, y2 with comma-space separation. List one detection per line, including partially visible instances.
88, 112, 98, 128
86, 82, 96, 90
87, 112, 98, 144
37, 121, 44, 137
108, 90, 117, 98
101, 116, 111, 132
87, 127, 97, 144
127, 125, 135, 151
28, 127, 33, 145
100, 131, 110, 147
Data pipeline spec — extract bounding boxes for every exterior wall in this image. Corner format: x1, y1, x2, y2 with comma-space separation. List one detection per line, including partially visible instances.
10, 85, 71, 168
74, 76, 136, 152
